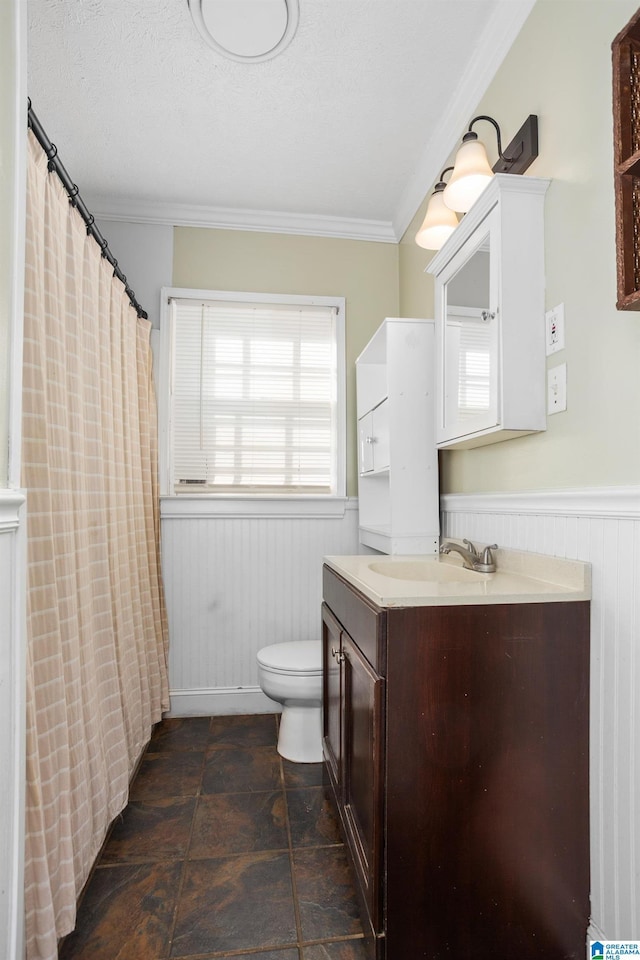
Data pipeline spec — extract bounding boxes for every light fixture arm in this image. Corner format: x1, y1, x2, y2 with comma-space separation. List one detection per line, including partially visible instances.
433, 166, 455, 191
467, 116, 514, 164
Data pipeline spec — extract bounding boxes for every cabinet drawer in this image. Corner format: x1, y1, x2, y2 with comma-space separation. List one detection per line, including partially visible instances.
322, 566, 385, 674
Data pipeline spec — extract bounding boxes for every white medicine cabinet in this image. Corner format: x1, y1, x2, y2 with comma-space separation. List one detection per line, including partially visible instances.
427, 174, 550, 449
356, 318, 439, 555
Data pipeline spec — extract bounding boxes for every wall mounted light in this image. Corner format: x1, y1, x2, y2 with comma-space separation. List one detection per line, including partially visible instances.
443, 114, 538, 213
415, 167, 458, 251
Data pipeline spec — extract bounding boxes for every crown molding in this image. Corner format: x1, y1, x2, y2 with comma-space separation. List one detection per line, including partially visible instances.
88, 196, 399, 243
87, 0, 534, 247
392, 0, 537, 242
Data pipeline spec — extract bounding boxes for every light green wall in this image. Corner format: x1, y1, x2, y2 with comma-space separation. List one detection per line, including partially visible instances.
401, 0, 640, 495
173, 227, 400, 495
173, 1, 640, 499
399, 230, 435, 321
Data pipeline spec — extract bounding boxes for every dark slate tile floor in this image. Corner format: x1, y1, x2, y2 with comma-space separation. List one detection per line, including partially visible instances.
59, 714, 368, 960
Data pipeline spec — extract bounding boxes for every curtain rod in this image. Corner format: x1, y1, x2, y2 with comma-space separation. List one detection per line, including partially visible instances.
27, 99, 148, 320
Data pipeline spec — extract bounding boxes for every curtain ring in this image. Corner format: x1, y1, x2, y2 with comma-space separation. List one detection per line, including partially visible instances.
99, 237, 109, 257
68, 183, 80, 207
46, 143, 58, 173
85, 214, 95, 235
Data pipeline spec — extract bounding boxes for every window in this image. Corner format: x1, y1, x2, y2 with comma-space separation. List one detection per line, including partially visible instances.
160, 289, 345, 498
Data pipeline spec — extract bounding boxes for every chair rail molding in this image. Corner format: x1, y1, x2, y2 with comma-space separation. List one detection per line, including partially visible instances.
441, 485, 640, 519
0, 490, 26, 529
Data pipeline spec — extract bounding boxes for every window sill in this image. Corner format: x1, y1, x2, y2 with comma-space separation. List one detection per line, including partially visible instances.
160, 495, 354, 520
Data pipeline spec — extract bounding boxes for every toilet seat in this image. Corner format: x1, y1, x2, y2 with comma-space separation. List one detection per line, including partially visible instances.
257, 641, 321, 676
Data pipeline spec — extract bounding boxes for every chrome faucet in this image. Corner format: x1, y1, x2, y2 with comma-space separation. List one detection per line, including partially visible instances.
439, 539, 498, 573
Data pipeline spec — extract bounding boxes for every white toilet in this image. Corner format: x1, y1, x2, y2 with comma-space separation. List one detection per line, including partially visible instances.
256, 640, 323, 763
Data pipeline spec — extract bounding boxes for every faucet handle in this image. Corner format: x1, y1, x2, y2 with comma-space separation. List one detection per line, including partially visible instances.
482, 544, 498, 564
463, 539, 479, 557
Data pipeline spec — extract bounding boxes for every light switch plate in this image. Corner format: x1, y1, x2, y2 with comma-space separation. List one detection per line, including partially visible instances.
545, 303, 565, 355
547, 363, 567, 414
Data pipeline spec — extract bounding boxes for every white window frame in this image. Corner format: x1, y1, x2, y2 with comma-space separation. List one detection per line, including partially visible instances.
158, 287, 347, 518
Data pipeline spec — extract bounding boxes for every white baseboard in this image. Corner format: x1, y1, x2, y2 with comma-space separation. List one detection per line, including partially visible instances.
588, 920, 606, 939
587, 922, 607, 959
166, 686, 282, 717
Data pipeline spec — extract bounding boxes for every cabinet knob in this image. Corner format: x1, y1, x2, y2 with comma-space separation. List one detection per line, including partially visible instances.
481, 309, 496, 322
331, 646, 345, 663
365, 436, 376, 444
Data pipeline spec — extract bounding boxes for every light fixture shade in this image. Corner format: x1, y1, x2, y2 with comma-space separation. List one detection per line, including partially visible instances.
443, 137, 494, 213
415, 190, 458, 250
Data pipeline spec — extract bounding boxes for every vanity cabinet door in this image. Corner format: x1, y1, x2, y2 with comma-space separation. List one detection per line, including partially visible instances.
341, 631, 385, 933
321, 603, 342, 789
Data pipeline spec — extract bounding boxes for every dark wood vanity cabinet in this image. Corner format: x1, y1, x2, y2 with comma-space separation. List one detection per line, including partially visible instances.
322, 596, 385, 931
322, 565, 591, 960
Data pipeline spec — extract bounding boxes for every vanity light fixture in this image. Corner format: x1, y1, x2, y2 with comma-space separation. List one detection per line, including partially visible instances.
443, 114, 539, 213
415, 167, 458, 250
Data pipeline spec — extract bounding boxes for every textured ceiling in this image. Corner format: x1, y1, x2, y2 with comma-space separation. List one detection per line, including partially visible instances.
26, 0, 534, 239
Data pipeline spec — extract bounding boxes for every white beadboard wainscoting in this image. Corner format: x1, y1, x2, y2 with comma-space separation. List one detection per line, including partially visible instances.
160, 497, 360, 717
0, 491, 26, 960
441, 486, 640, 946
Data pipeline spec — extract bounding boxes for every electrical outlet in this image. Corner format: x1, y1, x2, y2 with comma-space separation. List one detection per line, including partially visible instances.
545, 303, 565, 355
547, 363, 567, 414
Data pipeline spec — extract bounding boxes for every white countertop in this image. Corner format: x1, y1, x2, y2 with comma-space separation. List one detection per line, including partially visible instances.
323, 545, 591, 608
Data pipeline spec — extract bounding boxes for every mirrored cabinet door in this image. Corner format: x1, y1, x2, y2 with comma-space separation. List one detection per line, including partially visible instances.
441, 211, 499, 440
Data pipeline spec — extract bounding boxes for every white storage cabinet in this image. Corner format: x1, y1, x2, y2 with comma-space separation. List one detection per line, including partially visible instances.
356, 318, 439, 555
427, 174, 550, 449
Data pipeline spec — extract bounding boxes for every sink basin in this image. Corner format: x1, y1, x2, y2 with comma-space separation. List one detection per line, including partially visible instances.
369, 559, 482, 583
324, 550, 591, 607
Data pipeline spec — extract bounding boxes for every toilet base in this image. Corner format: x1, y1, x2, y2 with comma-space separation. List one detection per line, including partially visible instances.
277, 702, 323, 763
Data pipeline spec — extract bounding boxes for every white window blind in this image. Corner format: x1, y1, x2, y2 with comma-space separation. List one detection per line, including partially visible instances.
170, 297, 339, 494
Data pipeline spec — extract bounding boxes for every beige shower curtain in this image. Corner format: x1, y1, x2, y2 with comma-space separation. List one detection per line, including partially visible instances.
21, 131, 169, 960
